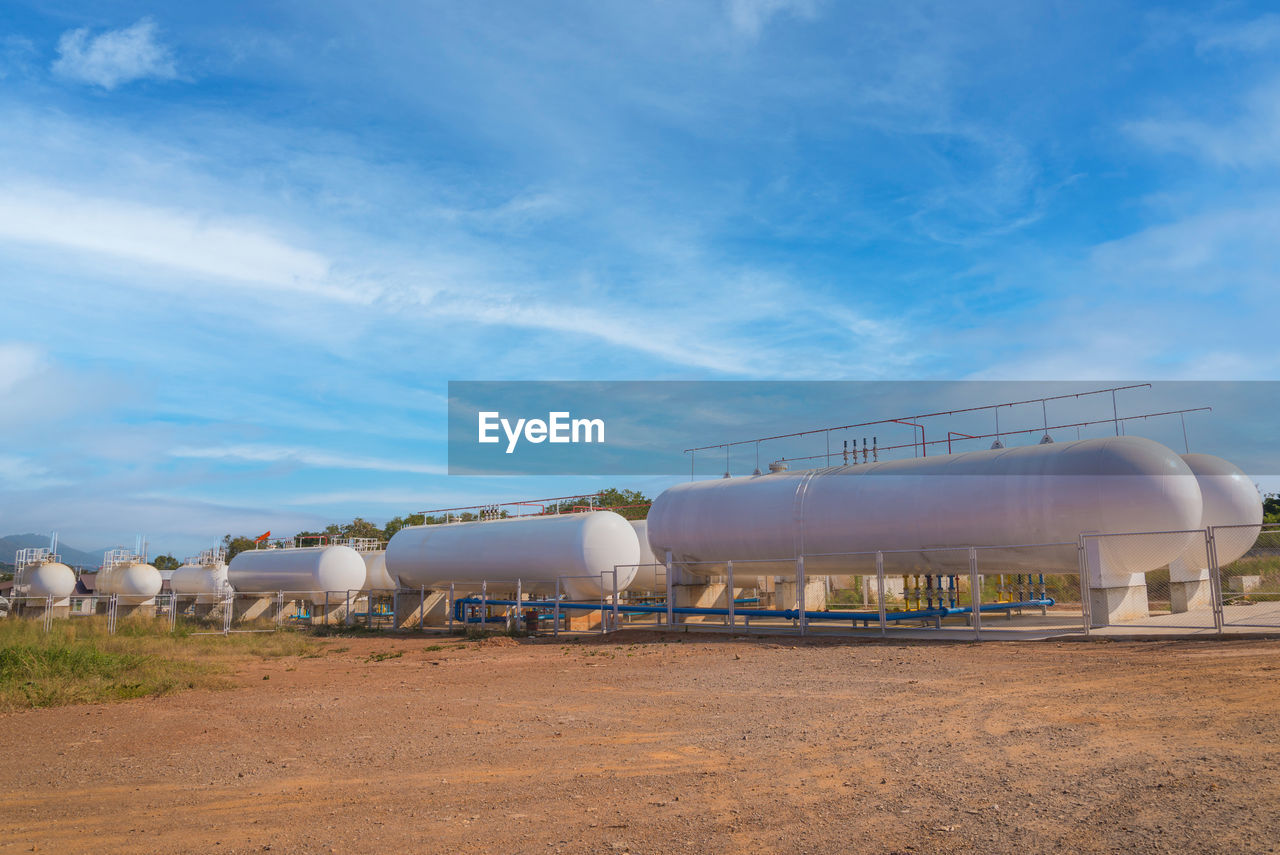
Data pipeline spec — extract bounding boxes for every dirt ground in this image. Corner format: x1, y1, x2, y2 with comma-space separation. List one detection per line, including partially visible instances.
1, 632, 1278, 854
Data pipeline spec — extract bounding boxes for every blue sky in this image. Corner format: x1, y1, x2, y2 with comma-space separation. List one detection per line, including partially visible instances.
1, 1, 1277, 558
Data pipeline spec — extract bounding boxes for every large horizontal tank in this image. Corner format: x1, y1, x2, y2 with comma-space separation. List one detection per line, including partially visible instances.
1171, 453, 1263, 579
627, 520, 663, 591
228, 545, 367, 604
14, 561, 76, 601
171, 561, 230, 604
387, 511, 641, 600
647, 436, 1204, 584
97, 562, 163, 605
360, 551, 399, 591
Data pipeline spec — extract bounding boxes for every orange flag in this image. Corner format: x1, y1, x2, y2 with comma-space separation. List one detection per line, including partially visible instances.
254, 531, 271, 543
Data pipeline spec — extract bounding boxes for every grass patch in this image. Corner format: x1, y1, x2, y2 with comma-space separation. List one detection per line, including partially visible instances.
0, 617, 323, 712
366, 650, 404, 662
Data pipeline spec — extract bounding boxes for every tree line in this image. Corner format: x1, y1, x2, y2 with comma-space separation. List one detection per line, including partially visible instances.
220, 488, 651, 560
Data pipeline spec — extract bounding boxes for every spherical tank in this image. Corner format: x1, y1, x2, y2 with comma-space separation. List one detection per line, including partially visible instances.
1170, 453, 1263, 579
361, 551, 399, 591
97, 562, 163, 604
647, 436, 1204, 583
387, 511, 640, 600
227, 545, 367, 604
171, 562, 230, 604
15, 561, 76, 601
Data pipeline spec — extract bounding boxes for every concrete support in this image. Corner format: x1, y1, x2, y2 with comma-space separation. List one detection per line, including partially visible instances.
1088, 584, 1150, 625
234, 595, 277, 624
567, 610, 603, 631
18, 602, 70, 620
1170, 579, 1213, 613
673, 582, 727, 609
396, 589, 450, 628
774, 578, 827, 612
1083, 537, 1150, 626
115, 602, 157, 619
1169, 551, 1214, 614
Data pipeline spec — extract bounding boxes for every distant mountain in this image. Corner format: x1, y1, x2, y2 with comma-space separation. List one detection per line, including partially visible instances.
0, 534, 109, 570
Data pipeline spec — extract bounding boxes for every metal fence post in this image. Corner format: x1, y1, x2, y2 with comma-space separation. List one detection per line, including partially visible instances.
1077, 536, 1092, 635
448, 582, 455, 632
665, 550, 675, 628
727, 560, 735, 630
876, 551, 887, 636
611, 569, 619, 633
480, 581, 487, 631
968, 547, 982, 641
419, 585, 426, 631
554, 578, 561, 638
795, 555, 807, 636
1207, 527, 1224, 635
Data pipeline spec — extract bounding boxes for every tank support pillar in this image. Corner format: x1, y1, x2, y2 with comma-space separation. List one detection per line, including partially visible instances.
1088, 584, 1150, 626
774, 578, 827, 613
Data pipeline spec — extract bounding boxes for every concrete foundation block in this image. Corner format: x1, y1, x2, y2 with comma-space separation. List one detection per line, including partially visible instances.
775, 578, 828, 612
396, 589, 451, 628
674, 583, 728, 609
1089, 584, 1150, 626
1170, 579, 1213, 613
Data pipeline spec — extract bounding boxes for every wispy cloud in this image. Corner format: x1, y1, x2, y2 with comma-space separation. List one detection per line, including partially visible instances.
725, 0, 820, 40
0, 342, 42, 394
168, 444, 446, 476
1195, 13, 1280, 55
1126, 77, 1280, 169
52, 17, 177, 90
0, 183, 350, 298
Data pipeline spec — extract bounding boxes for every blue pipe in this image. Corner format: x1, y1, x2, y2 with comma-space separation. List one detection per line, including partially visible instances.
453, 597, 1055, 624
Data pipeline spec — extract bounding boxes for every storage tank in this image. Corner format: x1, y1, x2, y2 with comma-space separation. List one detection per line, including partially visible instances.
360, 550, 399, 591
387, 511, 641, 600
97, 561, 163, 605
627, 520, 663, 591
14, 560, 76, 602
227, 545, 367, 604
171, 556, 230, 604
626, 520, 765, 591
1171, 453, 1263, 576
647, 436, 1204, 583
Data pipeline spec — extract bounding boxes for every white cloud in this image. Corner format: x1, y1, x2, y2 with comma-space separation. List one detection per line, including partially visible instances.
1090, 206, 1280, 296
1196, 14, 1280, 55
168, 444, 446, 476
0, 183, 351, 299
52, 17, 177, 90
726, 0, 819, 39
0, 454, 68, 488
1126, 78, 1280, 169
0, 342, 42, 394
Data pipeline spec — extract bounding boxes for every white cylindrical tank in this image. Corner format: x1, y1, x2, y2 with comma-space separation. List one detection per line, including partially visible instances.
627, 520, 663, 591
648, 436, 1204, 585
171, 561, 231, 604
1170, 453, 1263, 580
387, 512, 641, 600
627, 520, 767, 591
360, 551, 399, 591
227, 545, 367, 604
14, 561, 76, 602
97, 562, 163, 605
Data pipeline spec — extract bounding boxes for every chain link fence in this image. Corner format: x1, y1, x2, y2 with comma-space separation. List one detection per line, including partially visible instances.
5, 523, 1277, 640
1217, 523, 1280, 629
